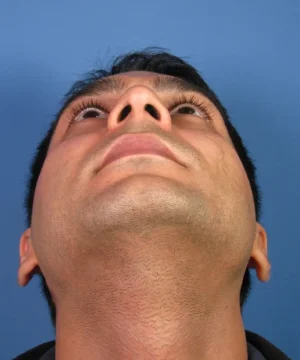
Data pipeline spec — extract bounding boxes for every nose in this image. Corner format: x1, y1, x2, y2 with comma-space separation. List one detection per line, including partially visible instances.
107, 85, 172, 132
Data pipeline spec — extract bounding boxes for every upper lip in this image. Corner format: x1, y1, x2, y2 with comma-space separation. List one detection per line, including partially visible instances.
100, 133, 183, 170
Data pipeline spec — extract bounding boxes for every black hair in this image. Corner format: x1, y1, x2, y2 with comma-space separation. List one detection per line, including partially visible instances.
24, 48, 261, 329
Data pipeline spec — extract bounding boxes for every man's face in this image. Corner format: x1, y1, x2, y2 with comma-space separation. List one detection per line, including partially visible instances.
21, 71, 268, 301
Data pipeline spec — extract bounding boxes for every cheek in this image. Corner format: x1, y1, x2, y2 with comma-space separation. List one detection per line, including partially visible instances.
184, 130, 255, 213
32, 132, 102, 230
201, 135, 257, 254
214, 139, 254, 204
214, 144, 257, 236
32, 141, 81, 221
30, 143, 85, 270
39, 134, 93, 189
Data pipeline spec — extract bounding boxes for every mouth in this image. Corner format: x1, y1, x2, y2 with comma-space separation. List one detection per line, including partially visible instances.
100, 133, 183, 170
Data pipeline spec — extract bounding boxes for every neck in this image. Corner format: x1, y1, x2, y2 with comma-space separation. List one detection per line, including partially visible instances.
54, 282, 247, 359
54, 228, 248, 359
55, 300, 247, 360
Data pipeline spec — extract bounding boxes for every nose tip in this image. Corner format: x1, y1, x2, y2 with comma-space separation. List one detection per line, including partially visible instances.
108, 85, 171, 131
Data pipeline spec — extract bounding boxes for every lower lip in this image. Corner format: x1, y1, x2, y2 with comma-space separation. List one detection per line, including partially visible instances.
102, 150, 172, 169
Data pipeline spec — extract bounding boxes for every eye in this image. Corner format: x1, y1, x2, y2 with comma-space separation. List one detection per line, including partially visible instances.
75, 107, 107, 122
171, 104, 206, 118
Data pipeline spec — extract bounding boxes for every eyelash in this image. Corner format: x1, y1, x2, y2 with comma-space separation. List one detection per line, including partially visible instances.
167, 94, 213, 121
68, 98, 110, 125
68, 94, 213, 126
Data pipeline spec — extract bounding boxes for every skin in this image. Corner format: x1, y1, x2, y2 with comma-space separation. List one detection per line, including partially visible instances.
18, 71, 271, 360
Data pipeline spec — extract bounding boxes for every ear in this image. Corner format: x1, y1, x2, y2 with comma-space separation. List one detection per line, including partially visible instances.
18, 228, 40, 287
247, 223, 271, 282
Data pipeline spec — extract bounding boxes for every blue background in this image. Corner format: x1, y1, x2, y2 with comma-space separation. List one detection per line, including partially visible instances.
0, 1, 299, 359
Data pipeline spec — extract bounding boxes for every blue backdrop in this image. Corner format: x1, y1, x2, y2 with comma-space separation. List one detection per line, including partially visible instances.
0, 1, 298, 359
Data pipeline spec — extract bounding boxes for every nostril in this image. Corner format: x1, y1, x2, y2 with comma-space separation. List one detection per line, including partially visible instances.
145, 104, 160, 120
119, 104, 132, 121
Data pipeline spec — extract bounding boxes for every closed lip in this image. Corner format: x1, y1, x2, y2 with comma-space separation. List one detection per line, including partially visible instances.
100, 133, 183, 170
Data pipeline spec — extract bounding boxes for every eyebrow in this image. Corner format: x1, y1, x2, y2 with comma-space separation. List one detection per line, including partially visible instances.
77, 75, 209, 99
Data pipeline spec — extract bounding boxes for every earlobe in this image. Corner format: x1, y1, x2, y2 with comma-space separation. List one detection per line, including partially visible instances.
247, 223, 271, 282
18, 228, 39, 287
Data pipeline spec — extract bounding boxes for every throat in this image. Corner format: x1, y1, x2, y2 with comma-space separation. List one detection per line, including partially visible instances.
54, 286, 248, 360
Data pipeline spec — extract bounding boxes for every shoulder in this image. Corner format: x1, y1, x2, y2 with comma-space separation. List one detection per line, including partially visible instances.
12, 340, 55, 360
246, 330, 291, 360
